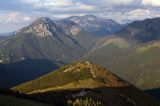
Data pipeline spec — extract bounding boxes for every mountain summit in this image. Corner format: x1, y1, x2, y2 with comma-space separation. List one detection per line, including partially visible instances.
15, 17, 61, 38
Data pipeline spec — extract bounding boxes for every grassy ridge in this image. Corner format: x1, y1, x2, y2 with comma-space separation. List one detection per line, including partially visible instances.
12, 61, 128, 94
12, 61, 96, 93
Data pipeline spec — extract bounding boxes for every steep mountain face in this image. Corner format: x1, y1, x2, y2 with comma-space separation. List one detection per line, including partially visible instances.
67, 15, 124, 36
55, 20, 81, 36
0, 17, 86, 64
55, 19, 97, 50
87, 17, 160, 98
12, 61, 160, 106
0, 17, 95, 88
117, 18, 160, 43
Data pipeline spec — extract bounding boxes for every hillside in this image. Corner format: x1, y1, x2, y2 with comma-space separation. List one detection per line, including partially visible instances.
88, 39, 160, 89
0, 88, 52, 106
12, 61, 127, 94
117, 17, 160, 43
87, 17, 160, 97
0, 95, 52, 106
13, 61, 160, 106
0, 87, 55, 106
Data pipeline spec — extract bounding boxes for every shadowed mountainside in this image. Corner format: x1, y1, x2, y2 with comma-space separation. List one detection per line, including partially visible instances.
0, 59, 58, 88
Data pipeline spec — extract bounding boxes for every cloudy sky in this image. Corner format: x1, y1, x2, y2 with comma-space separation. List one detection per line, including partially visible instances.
0, 0, 160, 33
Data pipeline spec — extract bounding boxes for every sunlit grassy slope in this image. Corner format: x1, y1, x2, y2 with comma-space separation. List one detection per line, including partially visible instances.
13, 61, 127, 94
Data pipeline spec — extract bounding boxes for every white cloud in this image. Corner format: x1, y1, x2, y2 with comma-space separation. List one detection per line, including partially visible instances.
20, 0, 160, 19
51, 13, 86, 18
102, 0, 135, 6
121, 8, 159, 21
24, 0, 73, 7
142, 0, 160, 7
22, 0, 94, 11
98, 8, 160, 23
0, 11, 32, 24
22, 0, 42, 4
0, 11, 33, 32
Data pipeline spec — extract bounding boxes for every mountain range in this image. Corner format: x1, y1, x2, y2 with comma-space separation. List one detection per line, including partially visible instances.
67, 15, 124, 37
1, 15, 160, 100
0, 15, 123, 88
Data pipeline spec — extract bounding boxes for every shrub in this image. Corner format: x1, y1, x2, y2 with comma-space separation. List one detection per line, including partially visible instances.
67, 97, 102, 106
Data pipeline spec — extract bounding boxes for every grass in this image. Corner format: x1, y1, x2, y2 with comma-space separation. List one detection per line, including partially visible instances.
0, 94, 52, 106
12, 61, 102, 93
67, 97, 102, 106
28, 78, 104, 94
101, 37, 130, 49
12, 61, 128, 94
11, 61, 160, 106
87, 37, 160, 90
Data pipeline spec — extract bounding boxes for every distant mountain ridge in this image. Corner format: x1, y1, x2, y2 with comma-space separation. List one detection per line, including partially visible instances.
67, 15, 124, 36
117, 17, 160, 43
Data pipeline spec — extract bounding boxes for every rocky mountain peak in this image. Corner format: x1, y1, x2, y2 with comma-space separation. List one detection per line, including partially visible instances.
32, 17, 55, 25
83, 14, 98, 20
30, 17, 56, 30
15, 17, 60, 37
56, 20, 81, 35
